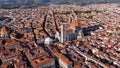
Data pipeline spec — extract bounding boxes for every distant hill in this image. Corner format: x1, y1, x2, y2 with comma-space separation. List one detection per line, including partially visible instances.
0, 0, 120, 9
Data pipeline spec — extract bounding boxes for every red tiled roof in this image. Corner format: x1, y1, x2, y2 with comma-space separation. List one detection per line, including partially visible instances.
4, 40, 19, 47
1, 26, 7, 33
73, 65, 81, 68
70, 20, 80, 28
31, 58, 54, 67
55, 52, 71, 64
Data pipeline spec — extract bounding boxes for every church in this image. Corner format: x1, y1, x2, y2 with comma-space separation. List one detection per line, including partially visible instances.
55, 20, 84, 43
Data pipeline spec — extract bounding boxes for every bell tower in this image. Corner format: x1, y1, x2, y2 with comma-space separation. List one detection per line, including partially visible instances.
60, 24, 66, 43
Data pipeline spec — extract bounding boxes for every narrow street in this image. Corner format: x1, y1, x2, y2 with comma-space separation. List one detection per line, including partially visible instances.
72, 47, 109, 68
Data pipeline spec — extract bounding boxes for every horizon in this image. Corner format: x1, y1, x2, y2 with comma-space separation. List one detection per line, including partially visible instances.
0, 0, 120, 9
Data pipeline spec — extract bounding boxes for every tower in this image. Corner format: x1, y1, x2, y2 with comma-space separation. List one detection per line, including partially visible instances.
0, 26, 8, 38
60, 24, 66, 43
77, 29, 84, 39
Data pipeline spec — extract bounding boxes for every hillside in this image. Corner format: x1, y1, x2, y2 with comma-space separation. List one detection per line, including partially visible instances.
0, 0, 120, 9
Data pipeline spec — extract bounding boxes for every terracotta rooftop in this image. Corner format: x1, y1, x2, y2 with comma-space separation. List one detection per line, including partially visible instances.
73, 64, 81, 68
4, 40, 19, 47
31, 57, 54, 67
55, 52, 72, 64
70, 20, 80, 28
46, 45, 58, 53
1, 26, 7, 33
